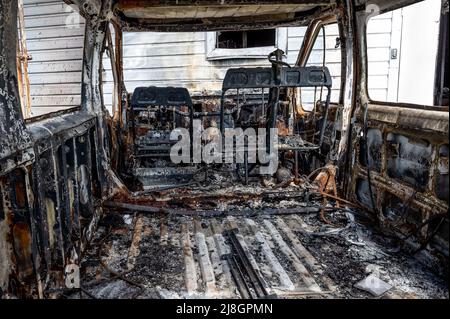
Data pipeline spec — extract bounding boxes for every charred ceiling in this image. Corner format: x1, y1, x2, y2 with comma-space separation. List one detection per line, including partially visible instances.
114, 0, 330, 32
63, 0, 337, 31
61, 0, 429, 32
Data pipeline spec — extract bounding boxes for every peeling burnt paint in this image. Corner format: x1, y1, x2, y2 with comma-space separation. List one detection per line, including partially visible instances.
0, 0, 33, 171
0, 111, 109, 295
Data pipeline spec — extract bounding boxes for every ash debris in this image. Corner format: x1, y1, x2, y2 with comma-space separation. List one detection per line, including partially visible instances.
72, 201, 448, 299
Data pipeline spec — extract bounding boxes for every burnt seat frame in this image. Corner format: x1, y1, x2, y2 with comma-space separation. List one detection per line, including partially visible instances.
130, 86, 195, 159
219, 66, 333, 149
218, 64, 332, 182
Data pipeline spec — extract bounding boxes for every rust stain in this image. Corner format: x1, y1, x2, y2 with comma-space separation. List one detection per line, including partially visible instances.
12, 222, 33, 279
14, 181, 26, 208
276, 119, 289, 136
136, 127, 150, 136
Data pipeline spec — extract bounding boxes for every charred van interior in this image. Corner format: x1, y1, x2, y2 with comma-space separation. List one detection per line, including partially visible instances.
0, 0, 448, 299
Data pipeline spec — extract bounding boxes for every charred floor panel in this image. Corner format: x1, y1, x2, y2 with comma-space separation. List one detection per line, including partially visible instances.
65, 176, 448, 300
74, 203, 448, 299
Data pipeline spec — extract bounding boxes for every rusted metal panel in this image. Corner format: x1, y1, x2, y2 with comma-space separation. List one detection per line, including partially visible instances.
367, 103, 449, 134
1, 0, 108, 292
0, 117, 107, 296
341, 0, 449, 275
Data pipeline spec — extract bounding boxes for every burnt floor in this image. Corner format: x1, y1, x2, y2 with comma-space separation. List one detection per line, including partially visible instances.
73, 188, 448, 299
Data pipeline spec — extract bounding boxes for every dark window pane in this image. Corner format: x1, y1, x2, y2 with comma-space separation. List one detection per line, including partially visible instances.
217, 31, 243, 48
216, 29, 276, 49
247, 29, 276, 47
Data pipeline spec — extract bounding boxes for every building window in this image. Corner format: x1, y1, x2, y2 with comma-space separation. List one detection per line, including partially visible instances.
206, 28, 287, 60
216, 29, 276, 49
366, 0, 441, 106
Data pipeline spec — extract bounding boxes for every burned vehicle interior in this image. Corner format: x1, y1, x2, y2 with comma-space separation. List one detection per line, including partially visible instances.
0, 0, 449, 299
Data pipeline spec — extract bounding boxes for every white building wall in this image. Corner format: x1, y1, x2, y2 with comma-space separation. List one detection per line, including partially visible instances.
21, 0, 441, 117
396, 0, 441, 105
367, 0, 441, 104
101, 25, 346, 111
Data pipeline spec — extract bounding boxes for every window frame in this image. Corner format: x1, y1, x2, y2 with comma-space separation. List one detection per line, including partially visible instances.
295, 17, 343, 111
304, 22, 342, 105
364, 0, 443, 108
205, 28, 288, 60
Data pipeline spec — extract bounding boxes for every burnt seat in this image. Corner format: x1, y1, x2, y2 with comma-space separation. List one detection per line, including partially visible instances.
130, 86, 194, 158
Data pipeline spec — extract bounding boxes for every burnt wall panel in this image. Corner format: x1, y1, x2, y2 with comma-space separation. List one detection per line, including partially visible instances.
0, 192, 4, 221
39, 149, 64, 267
355, 178, 374, 209
5, 169, 34, 284
382, 192, 422, 231
0, 177, 14, 293
89, 127, 101, 198
31, 153, 52, 269
56, 144, 72, 260
64, 138, 80, 239
75, 133, 94, 220
359, 127, 382, 172
436, 144, 449, 203
386, 133, 432, 192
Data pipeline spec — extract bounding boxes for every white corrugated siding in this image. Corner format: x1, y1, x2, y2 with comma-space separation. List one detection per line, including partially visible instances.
102, 26, 343, 111
102, 21, 392, 111
367, 11, 394, 102
22, 0, 85, 117
22, 0, 400, 116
